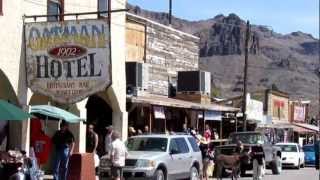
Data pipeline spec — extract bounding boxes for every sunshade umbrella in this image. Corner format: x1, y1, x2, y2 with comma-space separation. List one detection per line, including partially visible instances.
0, 99, 32, 120
30, 105, 83, 123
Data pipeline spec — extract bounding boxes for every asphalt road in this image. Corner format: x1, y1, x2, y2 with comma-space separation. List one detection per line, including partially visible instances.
210, 167, 319, 180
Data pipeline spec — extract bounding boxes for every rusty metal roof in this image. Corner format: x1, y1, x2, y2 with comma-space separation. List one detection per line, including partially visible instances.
127, 94, 240, 112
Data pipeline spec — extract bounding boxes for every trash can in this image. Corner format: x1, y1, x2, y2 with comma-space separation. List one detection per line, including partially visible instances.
67, 153, 95, 180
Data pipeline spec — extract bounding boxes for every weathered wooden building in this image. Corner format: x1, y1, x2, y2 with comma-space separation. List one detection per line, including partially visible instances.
125, 13, 239, 134
126, 13, 199, 96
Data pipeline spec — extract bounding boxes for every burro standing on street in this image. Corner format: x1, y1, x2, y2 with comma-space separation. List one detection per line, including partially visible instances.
110, 131, 128, 180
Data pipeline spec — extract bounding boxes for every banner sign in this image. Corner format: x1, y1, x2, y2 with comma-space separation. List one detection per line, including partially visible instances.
293, 106, 306, 122
154, 106, 165, 119
25, 19, 111, 104
247, 99, 264, 122
204, 111, 222, 121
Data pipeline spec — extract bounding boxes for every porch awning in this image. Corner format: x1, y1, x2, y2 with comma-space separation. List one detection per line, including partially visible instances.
292, 123, 319, 133
127, 95, 240, 112
292, 125, 315, 134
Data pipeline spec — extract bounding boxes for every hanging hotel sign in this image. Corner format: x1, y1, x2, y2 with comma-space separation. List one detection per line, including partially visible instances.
25, 19, 111, 104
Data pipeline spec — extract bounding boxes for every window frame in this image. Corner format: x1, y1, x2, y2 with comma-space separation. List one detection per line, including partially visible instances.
175, 138, 190, 154
169, 138, 180, 154
187, 137, 200, 152
47, 0, 64, 21
97, 0, 108, 18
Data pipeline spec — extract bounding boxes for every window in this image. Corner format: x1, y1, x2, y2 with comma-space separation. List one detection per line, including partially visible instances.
175, 138, 190, 154
188, 137, 200, 152
276, 145, 297, 152
98, 0, 108, 17
0, 0, 3, 15
47, 0, 64, 21
169, 139, 180, 154
126, 137, 168, 152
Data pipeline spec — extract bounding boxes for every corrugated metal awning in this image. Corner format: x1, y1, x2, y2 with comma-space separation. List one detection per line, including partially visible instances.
292, 125, 315, 134
293, 123, 319, 133
127, 94, 240, 112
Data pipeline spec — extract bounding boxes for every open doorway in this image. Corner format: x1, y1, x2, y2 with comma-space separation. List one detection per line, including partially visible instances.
86, 95, 113, 157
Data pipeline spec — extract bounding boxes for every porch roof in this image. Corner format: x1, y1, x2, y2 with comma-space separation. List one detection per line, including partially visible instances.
127, 94, 240, 112
292, 122, 319, 133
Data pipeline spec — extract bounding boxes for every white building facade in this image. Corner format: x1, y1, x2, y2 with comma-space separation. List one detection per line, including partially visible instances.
0, 0, 127, 154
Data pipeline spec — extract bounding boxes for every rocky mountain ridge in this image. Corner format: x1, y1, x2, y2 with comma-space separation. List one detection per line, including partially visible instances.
127, 4, 320, 116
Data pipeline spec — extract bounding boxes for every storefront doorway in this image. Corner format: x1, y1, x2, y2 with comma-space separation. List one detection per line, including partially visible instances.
86, 95, 113, 156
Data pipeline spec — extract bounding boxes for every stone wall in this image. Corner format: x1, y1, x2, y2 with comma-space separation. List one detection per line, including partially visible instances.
127, 14, 200, 96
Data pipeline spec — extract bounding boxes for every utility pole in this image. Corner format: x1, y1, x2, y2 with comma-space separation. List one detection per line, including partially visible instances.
169, 0, 172, 25
242, 20, 250, 131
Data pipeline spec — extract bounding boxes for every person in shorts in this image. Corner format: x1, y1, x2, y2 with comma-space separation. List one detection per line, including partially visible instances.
110, 131, 127, 180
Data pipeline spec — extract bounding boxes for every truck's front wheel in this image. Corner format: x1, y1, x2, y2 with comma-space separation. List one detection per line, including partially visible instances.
271, 156, 282, 175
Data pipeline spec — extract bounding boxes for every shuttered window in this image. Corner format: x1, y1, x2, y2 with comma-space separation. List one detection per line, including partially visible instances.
47, 0, 64, 21
98, 0, 108, 17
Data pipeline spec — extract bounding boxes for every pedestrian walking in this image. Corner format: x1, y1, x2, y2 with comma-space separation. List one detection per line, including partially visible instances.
251, 146, 265, 180
86, 123, 98, 153
137, 129, 143, 135
52, 120, 75, 180
128, 126, 136, 137
183, 123, 189, 134
110, 131, 128, 180
204, 124, 212, 142
86, 123, 99, 170
144, 125, 150, 134
105, 126, 113, 155
199, 137, 210, 180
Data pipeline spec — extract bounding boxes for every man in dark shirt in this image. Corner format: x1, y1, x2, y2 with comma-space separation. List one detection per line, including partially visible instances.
52, 120, 75, 180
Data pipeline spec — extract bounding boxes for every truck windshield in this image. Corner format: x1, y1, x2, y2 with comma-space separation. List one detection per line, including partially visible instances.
127, 137, 168, 152
276, 145, 297, 152
230, 133, 263, 144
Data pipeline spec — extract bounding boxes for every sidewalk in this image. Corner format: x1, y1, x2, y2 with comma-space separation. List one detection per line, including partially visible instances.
43, 175, 100, 180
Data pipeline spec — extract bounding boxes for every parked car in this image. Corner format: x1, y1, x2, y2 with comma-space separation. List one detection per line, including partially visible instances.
303, 144, 315, 166
99, 134, 203, 180
275, 143, 305, 169
215, 131, 282, 176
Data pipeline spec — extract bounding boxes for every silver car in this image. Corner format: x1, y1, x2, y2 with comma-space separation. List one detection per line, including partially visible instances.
99, 134, 203, 180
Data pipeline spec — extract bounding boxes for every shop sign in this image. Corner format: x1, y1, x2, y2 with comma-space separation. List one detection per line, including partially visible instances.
272, 98, 288, 121
154, 106, 165, 119
246, 99, 263, 122
204, 111, 222, 121
25, 19, 111, 104
293, 106, 305, 122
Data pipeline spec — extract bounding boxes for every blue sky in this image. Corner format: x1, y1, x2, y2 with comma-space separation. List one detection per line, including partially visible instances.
128, 0, 319, 38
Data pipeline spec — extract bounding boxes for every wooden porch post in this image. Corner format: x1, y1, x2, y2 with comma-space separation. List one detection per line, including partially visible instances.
149, 105, 152, 133
220, 118, 223, 145
203, 110, 205, 133
235, 113, 238, 132
196, 111, 199, 131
